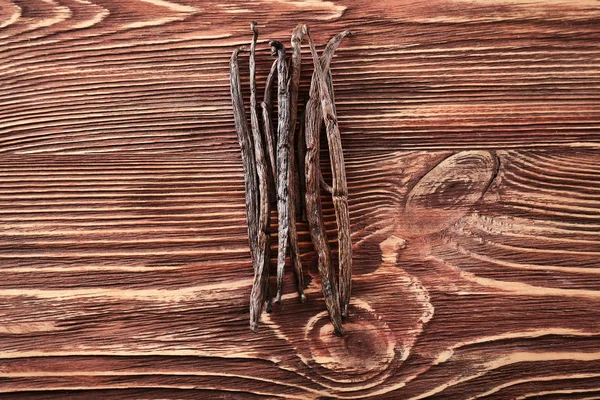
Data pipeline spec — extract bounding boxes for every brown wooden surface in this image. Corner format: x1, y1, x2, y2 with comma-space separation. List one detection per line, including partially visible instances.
1, 0, 600, 398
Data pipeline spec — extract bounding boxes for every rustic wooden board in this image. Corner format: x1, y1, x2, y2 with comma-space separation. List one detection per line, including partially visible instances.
1, 0, 599, 398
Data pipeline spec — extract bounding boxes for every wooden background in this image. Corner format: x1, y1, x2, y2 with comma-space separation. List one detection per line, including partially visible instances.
1, 0, 600, 398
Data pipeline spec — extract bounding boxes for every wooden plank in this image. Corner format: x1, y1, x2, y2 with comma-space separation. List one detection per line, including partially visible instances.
0, 0, 599, 154
1, 0, 599, 398
0, 150, 598, 398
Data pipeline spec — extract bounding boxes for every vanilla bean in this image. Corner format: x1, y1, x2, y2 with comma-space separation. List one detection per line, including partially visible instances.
303, 27, 352, 335
289, 25, 304, 218
287, 184, 305, 303
287, 205, 305, 303
261, 59, 278, 192
231, 24, 353, 334
229, 46, 259, 267
320, 172, 333, 194
248, 22, 272, 332
307, 28, 353, 319
285, 26, 307, 302
271, 40, 292, 304
297, 105, 307, 221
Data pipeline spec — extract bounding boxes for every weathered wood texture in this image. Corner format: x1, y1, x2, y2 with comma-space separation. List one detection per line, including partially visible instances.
1, 0, 599, 398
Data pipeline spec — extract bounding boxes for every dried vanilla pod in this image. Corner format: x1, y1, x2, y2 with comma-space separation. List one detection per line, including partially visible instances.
229, 23, 353, 334
305, 27, 353, 319
269, 39, 306, 305
270, 40, 293, 304
286, 25, 308, 302
303, 27, 352, 335
287, 174, 306, 304
248, 22, 272, 332
261, 59, 278, 192
229, 46, 258, 266
296, 106, 307, 221
289, 25, 304, 219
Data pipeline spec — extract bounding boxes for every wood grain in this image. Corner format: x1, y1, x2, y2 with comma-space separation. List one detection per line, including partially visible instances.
0, 0, 599, 398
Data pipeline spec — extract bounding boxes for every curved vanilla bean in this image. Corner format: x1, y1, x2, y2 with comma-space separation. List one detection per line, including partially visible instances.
311, 30, 352, 204
320, 173, 333, 194
248, 22, 272, 332
271, 40, 291, 304
229, 46, 258, 267
303, 28, 352, 335
261, 59, 278, 191
307, 28, 353, 319
320, 69, 338, 205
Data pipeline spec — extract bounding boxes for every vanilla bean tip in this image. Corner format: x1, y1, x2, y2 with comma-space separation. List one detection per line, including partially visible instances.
269, 40, 284, 56
292, 23, 307, 40
234, 46, 249, 55
269, 40, 284, 49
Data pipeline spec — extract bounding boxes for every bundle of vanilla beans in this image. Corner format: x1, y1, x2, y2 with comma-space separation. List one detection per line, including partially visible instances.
229, 22, 352, 335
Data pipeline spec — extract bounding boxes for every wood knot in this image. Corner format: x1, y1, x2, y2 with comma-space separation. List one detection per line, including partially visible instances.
305, 300, 396, 381
403, 150, 498, 236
